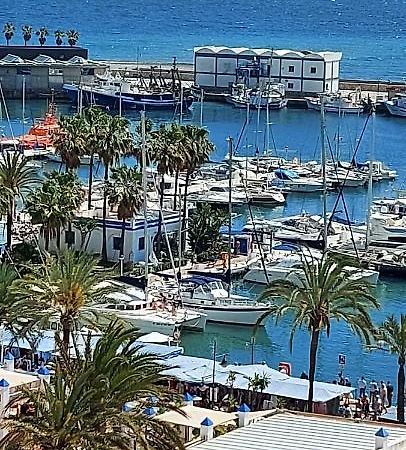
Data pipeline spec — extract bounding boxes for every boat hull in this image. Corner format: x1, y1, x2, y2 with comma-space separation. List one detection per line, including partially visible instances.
63, 84, 193, 111
385, 102, 406, 117
306, 99, 364, 114
182, 302, 269, 326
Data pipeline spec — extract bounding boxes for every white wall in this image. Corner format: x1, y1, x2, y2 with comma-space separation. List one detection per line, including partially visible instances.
270, 59, 281, 77
195, 73, 216, 87
195, 56, 216, 73
282, 78, 302, 92
332, 61, 340, 78
303, 60, 324, 79
280, 60, 302, 78
324, 61, 332, 79
217, 57, 237, 74
302, 79, 325, 93
217, 74, 236, 87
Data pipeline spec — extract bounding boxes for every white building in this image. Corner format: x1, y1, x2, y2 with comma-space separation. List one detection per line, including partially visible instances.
45, 207, 180, 264
194, 46, 342, 94
191, 411, 406, 450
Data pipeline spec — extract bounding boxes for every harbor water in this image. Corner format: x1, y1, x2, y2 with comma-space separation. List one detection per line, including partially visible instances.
2, 98, 406, 388
1, 0, 406, 79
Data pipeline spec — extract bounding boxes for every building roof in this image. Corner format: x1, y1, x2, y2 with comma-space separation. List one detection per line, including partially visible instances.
0, 53, 106, 67
194, 46, 342, 62
0, 368, 39, 390
156, 405, 236, 429
191, 412, 406, 450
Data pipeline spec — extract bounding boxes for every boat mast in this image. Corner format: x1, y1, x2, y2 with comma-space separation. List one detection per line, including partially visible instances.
227, 136, 233, 298
365, 111, 375, 250
22, 75, 25, 135
320, 94, 328, 248
200, 88, 204, 128
141, 111, 149, 301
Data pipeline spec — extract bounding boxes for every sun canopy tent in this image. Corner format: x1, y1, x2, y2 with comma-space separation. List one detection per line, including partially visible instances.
163, 355, 353, 403
156, 405, 236, 429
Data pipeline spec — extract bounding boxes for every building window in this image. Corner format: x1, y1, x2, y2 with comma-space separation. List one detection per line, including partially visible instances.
310, 67, 317, 74
287, 82, 294, 89
138, 237, 145, 251
113, 236, 122, 251
65, 230, 75, 245
288, 66, 295, 73
326, 83, 329, 90
17, 67, 31, 75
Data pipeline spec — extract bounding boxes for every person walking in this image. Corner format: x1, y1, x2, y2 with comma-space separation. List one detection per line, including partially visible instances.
369, 379, 378, 401
387, 381, 394, 407
358, 376, 367, 398
380, 381, 388, 407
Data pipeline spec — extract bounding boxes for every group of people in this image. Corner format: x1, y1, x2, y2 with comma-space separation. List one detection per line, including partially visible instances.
358, 377, 394, 407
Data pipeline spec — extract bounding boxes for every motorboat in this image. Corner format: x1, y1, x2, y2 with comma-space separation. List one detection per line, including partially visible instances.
384, 94, 406, 117
250, 82, 287, 110
94, 282, 207, 336
305, 92, 365, 114
170, 276, 270, 326
271, 168, 327, 193
243, 247, 379, 286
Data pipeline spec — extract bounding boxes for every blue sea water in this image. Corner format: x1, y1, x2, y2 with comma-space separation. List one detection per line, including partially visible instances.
1, 0, 406, 79
3, 97, 406, 389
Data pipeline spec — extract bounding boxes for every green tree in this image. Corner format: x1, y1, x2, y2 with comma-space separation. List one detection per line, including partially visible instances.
376, 315, 406, 423
188, 203, 227, 262
258, 253, 379, 412
21, 25, 32, 46
54, 29, 65, 46
66, 29, 79, 46
0, 321, 184, 450
3, 23, 15, 46
73, 217, 99, 250
0, 263, 18, 332
105, 166, 143, 261
98, 115, 133, 264
36, 27, 48, 46
81, 106, 109, 210
180, 125, 213, 241
53, 115, 85, 171
25, 171, 84, 251
0, 153, 37, 250
11, 250, 114, 354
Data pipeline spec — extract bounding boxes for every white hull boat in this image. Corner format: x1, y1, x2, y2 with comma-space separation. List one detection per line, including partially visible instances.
305, 93, 365, 114
384, 95, 406, 117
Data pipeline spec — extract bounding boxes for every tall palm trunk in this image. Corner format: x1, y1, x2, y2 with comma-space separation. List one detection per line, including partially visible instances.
181, 170, 191, 251
156, 174, 165, 256
398, 358, 405, 423
173, 169, 179, 210
60, 316, 72, 357
44, 227, 50, 251
307, 328, 320, 412
56, 225, 61, 251
6, 198, 13, 249
101, 164, 109, 265
87, 153, 94, 210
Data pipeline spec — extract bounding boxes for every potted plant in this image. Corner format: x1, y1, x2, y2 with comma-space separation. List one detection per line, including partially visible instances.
66, 29, 79, 47
21, 25, 32, 46
54, 29, 65, 46
3, 22, 15, 46
36, 27, 49, 46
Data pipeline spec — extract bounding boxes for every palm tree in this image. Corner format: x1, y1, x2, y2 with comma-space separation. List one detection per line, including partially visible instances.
11, 250, 114, 354
1, 321, 184, 450
21, 25, 32, 46
105, 166, 143, 261
0, 263, 18, 330
54, 29, 65, 46
35, 27, 48, 46
3, 23, 15, 46
376, 315, 406, 423
258, 252, 379, 412
98, 115, 133, 264
25, 171, 84, 251
180, 125, 213, 240
53, 115, 85, 171
81, 106, 109, 210
0, 153, 37, 250
73, 217, 98, 250
66, 29, 79, 47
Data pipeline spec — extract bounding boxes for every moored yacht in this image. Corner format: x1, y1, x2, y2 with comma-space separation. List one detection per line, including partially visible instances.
162, 276, 270, 326
306, 92, 366, 114
94, 282, 206, 336
384, 94, 406, 117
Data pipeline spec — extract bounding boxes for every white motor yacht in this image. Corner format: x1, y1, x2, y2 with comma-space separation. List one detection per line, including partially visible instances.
244, 249, 379, 286
384, 94, 406, 117
95, 282, 206, 336
305, 92, 365, 114
163, 276, 270, 326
